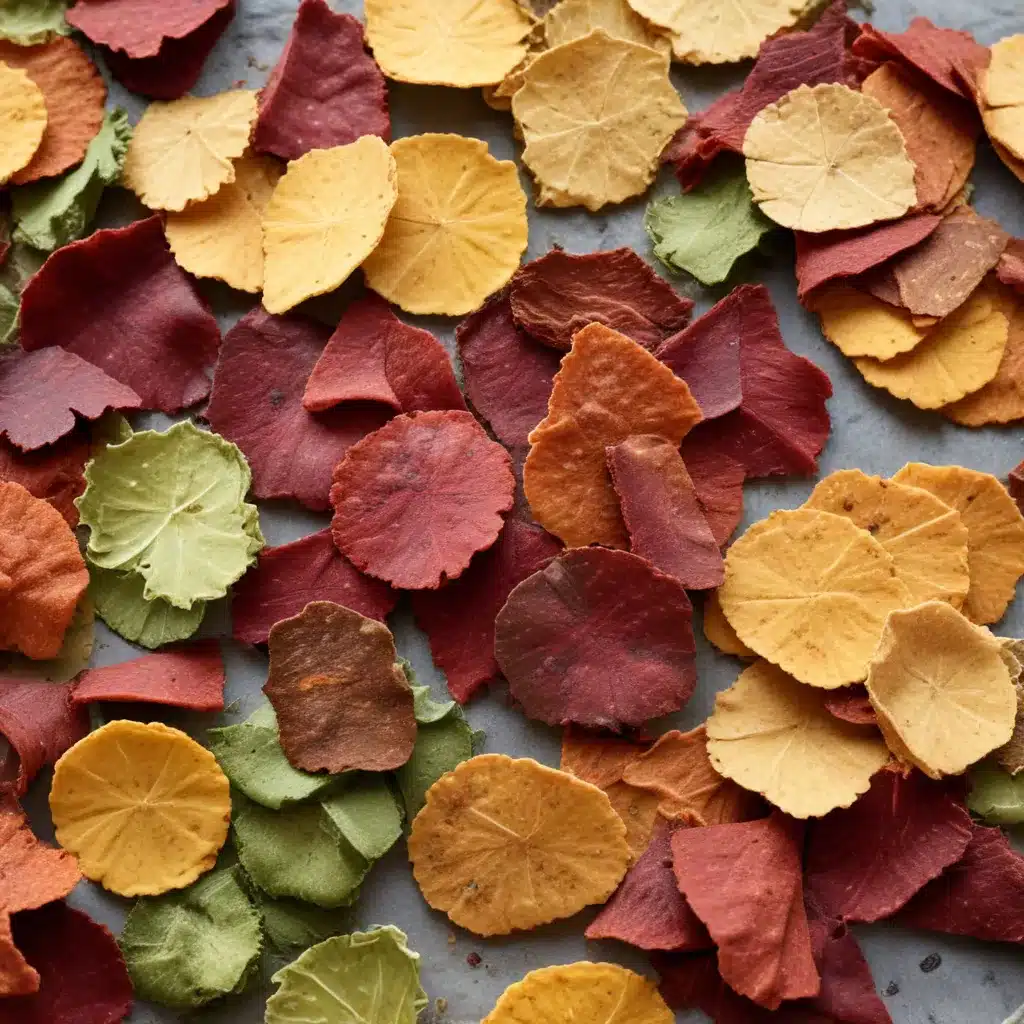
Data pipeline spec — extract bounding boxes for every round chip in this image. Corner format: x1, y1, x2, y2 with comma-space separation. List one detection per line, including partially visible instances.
408, 754, 630, 936
866, 602, 1017, 778
512, 31, 686, 211
703, 591, 755, 658
804, 469, 970, 608
362, 134, 527, 316
981, 35, 1024, 164
718, 508, 912, 689
811, 285, 929, 361
707, 660, 890, 818
482, 962, 673, 1024
743, 83, 917, 232
49, 720, 230, 897
0, 62, 46, 185
263, 138, 397, 314
544, 0, 670, 54
122, 89, 258, 211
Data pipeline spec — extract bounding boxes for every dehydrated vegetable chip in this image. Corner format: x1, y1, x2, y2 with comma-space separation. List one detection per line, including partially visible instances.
702, 591, 755, 658
968, 762, 1024, 825
0, 63, 46, 186
544, 0, 670, 53
49, 719, 230, 896
559, 730, 645, 790
0, 0, 70, 46
66, 0, 231, 58
812, 283, 931, 361
982, 36, 1024, 166
408, 754, 630, 936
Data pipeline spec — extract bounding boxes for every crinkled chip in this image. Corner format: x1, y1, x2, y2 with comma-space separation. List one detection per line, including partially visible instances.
49, 719, 230, 896
812, 284, 933, 360
408, 754, 630, 936
743, 83, 917, 232
968, 762, 1024, 825
0, 432, 87, 527
66, 0, 231, 58
0, 63, 46, 186
982, 36, 1024, 165
707, 660, 891, 818
362, 134, 527, 316
702, 591, 754, 658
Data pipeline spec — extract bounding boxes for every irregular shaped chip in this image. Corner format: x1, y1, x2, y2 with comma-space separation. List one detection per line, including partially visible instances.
0, 595, 93, 684
968, 762, 1024, 825
0, 0, 70, 46
0, 431, 88, 527
702, 591, 754, 658
982, 36, 1024, 164
512, 31, 686, 211
678, 444, 746, 551
263, 138, 397, 313
0, 64, 46, 186
256, 895, 349, 956
66, 0, 231, 58
999, 239, 1024, 295
743, 83, 917, 232
408, 754, 630, 936
812, 284, 932, 360
560, 730, 645, 790
49, 719, 230, 896
544, 0, 670, 53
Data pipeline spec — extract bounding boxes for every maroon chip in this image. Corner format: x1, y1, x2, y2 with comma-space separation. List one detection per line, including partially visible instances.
823, 685, 878, 726
678, 438, 744, 547
0, 433, 88, 527
997, 239, 1024, 294
494, 547, 696, 730
66, 0, 232, 58
1009, 458, 1024, 514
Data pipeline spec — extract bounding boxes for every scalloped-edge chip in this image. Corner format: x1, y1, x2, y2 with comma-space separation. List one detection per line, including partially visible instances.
981, 36, 1024, 165
545, 0, 670, 53
0, 432, 87, 527
65, 0, 231, 58
702, 591, 754, 658
408, 754, 630, 936
811, 284, 932, 361
0, 63, 46, 186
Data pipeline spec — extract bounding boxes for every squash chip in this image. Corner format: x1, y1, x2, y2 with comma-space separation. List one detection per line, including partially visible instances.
49, 720, 231, 897
718, 508, 912, 689
122, 89, 258, 211
545, 0, 669, 54
707, 660, 890, 818
743, 84, 917, 232
0, 63, 46, 186
602, 782, 662, 860
866, 603, 1016, 778
407, 754, 630, 936
811, 284, 930, 360
981, 36, 1024, 165
512, 31, 686, 211
702, 591, 755, 659
263, 138, 397, 313
362, 134, 527, 316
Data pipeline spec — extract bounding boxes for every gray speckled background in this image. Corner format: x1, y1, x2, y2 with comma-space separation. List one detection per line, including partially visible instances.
20, 1, 1024, 1021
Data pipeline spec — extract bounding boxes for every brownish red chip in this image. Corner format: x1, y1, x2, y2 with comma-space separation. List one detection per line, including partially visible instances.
0, 433, 88, 528
823, 685, 878, 726
997, 239, 1024, 294
67, 0, 233, 58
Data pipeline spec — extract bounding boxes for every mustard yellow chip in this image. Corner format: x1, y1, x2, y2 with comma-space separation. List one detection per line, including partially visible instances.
122, 90, 258, 212
743, 83, 917, 232
545, 0, 670, 54
703, 591, 755, 658
49, 720, 230, 897
407, 754, 630, 936
164, 152, 282, 293
362, 134, 528, 317
804, 469, 970, 609
262, 138, 397, 314
891, 463, 1024, 625
718, 508, 912, 689
811, 285, 929, 361
602, 781, 661, 860
0, 62, 46, 186
482, 962, 673, 1024
982, 35, 1024, 164
512, 30, 686, 211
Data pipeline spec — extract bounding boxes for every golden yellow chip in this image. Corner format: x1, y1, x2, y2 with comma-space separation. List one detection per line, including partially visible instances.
703, 591, 755, 658
811, 285, 929, 361
362, 134, 527, 316
602, 781, 661, 859
49, 720, 230, 897
981, 35, 1024, 163
804, 469, 970, 609
262, 138, 397, 314
866, 602, 1016, 778
718, 508, 912, 689
743, 83, 917, 232
512, 30, 686, 211
482, 962, 673, 1024
891, 463, 1024, 625
164, 152, 282, 293
0, 62, 46, 186
122, 90, 258, 212
407, 754, 630, 936
545, 0, 670, 54
706, 660, 890, 818
364, 0, 533, 87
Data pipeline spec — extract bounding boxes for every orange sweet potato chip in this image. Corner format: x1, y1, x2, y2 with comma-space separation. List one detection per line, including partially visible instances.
0, 797, 81, 916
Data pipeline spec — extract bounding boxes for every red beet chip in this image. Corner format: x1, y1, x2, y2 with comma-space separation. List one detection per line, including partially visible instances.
0, 903, 132, 1024
205, 306, 391, 511
805, 770, 973, 925
253, 0, 389, 161
678, 438, 744, 547
494, 548, 696, 731
997, 239, 1024, 295
508, 248, 693, 352
330, 410, 514, 590
66, 0, 232, 58
0, 433, 88, 527
823, 685, 877, 726
303, 294, 464, 415
19, 217, 220, 414
411, 517, 560, 704
606, 435, 723, 590
71, 641, 225, 711
231, 529, 397, 645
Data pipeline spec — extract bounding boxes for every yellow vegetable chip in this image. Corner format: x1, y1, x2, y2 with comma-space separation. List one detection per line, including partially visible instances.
263, 138, 397, 314
49, 720, 230, 897
364, 0, 533, 87
0, 62, 46, 186
891, 463, 1024, 625
482, 962, 673, 1024
122, 90, 258, 212
165, 152, 282, 293
602, 781, 661, 859
718, 508, 912, 689
804, 469, 970, 609
362, 134, 527, 316
743, 84, 917, 232
703, 591, 755, 658
407, 754, 630, 936
512, 30, 686, 211
866, 602, 1017, 778
981, 35, 1024, 164
811, 285, 929, 361
707, 660, 890, 818
545, 0, 670, 54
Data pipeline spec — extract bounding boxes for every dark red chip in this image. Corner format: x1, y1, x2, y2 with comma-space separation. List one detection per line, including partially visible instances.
823, 685, 878, 726
1009, 458, 1024, 514
677, 438, 745, 547
66, 0, 232, 58
0, 433, 88, 527
996, 238, 1024, 295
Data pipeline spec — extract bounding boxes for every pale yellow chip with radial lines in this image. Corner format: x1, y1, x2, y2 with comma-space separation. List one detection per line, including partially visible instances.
263, 137, 397, 314
122, 90, 257, 212
743, 83, 917, 232
0, 62, 46, 186
545, 0, 670, 55
362, 134, 528, 317
811, 285, 930, 361
981, 35, 1024, 163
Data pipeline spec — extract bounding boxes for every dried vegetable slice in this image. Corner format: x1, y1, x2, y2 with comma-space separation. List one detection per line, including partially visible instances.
408, 754, 630, 936
49, 720, 230, 896
495, 548, 696, 730
0, 595, 93, 683
812, 284, 933, 360
967, 762, 1024, 825
66, 0, 231, 57
544, 0, 669, 53
0, 0, 70, 46
998, 238, 1024, 293
981, 36, 1024, 165
255, 894, 350, 956
678, 445, 745, 548
362, 134, 527, 317
0, 915, 35, 998
560, 730, 645, 790
0, 64, 46, 186
702, 592, 755, 658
